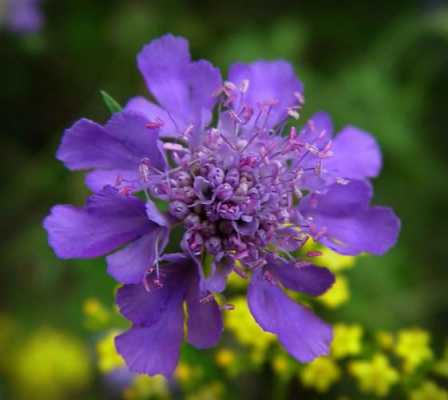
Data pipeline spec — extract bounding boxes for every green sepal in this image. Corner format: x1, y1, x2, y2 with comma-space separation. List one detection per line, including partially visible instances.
100, 90, 123, 114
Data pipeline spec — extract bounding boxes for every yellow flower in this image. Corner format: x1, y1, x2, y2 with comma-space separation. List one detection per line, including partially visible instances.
96, 330, 124, 373
395, 328, 433, 372
376, 331, 395, 351
186, 381, 224, 400
124, 375, 169, 400
318, 275, 350, 308
300, 357, 341, 393
410, 381, 448, 400
312, 246, 356, 272
83, 297, 110, 329
12, 327, 91, 400
215, 348, 236, 368
349, 353, 399, 397
434, 345, 448, 378
272, 354, 293, 378
225, 296, 274, 363
331, 324, 363, 359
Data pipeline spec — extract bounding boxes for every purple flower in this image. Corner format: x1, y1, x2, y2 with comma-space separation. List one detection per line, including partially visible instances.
2, 0, 43, 33
44, 34, 400, 376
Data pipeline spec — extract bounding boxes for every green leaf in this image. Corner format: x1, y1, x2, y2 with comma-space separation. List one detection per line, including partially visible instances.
100, 90, 122, 114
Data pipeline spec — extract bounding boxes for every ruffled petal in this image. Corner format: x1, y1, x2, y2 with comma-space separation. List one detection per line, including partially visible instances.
248, 269, 332, 362
268, 256, 334, 296
56, 119, 141, 171
124, 97, 177, 137
299, 180, 400, 255
137, 34, 221, 133
104, 111, 166, 171
106, 228, 168, 284
228, 61, 303, 129
85, 169, 138, 193
186, 278, 223, 349
115, 291, 185, 377
326, 125, 382, 179
43, 187, 151, 259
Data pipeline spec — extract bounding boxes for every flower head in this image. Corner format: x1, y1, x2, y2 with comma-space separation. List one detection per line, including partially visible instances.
44, 34, 400, 376
349, 353, 399, 397
410, 381, 448, 400
395, 328, 433, 372
300, 357, 341, 393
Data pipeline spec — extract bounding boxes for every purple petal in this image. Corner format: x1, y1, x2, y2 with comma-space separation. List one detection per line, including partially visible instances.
85, 169, 138, 193
202, 258, 234, 293
115, 291, 184, 377
104, 111, 166, 171
106, 228, 168, 284
56, 119, 140, 171
137, 34, 221, 132
326, 126, 382, 179
298, 111, 333, 149
6, 0, 43, 33
145, 201, 169, 227
186, 278, 223, 349
124, 97, 177, 137
267, 256, 335, 296
248, 269, 332, 362
299, 180, 400, 255
228, 61, 303, 128
43, 187, 151, 259
116, 282, 177, 325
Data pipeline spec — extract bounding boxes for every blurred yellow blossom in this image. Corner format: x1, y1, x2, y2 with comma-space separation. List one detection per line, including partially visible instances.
410, 381, 448, 400
312, 246, 356, 272
12, 327, 91, 400
225, 296, 275, 363
331, 323, 363, 359
215, 348, 236, 368
96, 330, 124, 373
318, 274, 350, 308
124, 375, 169, 400
395, 328, 433, 372
272, 353, 294, 378
300, 357, 341, 393
376, 330, 395, 351
349, 353, 399, 397
186, 381, 224, 400
83, 297, 110, 329
434, 345, 448, 378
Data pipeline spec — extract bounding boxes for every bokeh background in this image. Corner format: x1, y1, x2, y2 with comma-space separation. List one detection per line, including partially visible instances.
1, 0, 448, 399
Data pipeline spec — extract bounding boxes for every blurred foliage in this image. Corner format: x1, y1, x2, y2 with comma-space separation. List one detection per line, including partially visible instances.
1, 0, 448, 399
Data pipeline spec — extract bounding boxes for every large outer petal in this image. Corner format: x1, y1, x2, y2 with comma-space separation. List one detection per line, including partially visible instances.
228, 60, 303, 129
137, 34, 222, 133
299, 180, 400, 255
115, 290, 185, 377
248, 269, 332, 362
186, 277, 223, 349
325, 125, 382, 179
267, 255, 334, 296
106, 227, 168, 284
43, 187, 151, 259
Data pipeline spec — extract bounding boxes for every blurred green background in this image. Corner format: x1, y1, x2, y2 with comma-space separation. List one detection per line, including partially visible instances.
1, 0, 448, 399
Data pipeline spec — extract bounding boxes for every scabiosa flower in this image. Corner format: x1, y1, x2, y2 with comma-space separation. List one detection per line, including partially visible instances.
1, 0, 43, 33
44, 34, 400, 377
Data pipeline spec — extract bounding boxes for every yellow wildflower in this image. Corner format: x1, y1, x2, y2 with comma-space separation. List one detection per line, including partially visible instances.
215, 348, 236, 368
410, 381, 448, 400
186, 381, 224, 400
331, 323, 363, 359
434, 345, 448, 378
349, 353, 399, 397
96, 330, 124, 373
395, 328, 433, 372
300, 357, 341, 393
272, 353, 293, 378
313, 247, 356, 272
12, 327, 91, 400
83, 297, 110, 329
124, 375, 169, 400
318, 274, 350, 308
376, 331, 395, 351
